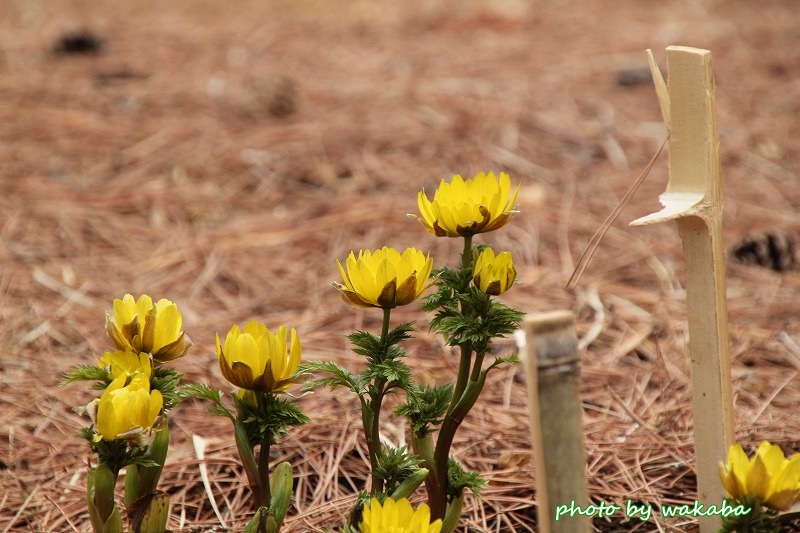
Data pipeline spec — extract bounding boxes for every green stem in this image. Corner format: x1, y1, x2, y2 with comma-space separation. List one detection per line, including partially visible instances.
447, 343, 472, 418
381, 306, 391, 343
429, 234, 477, 519
447, 235, 476, 415
360, 392, 380, 494
430, 373, 488, 520
369, 388, 385, 496
469, 350, 486, 383
461, 234, 474, 275
255, 392, 273, 508
257, 436, 272, 508
366, 307, 392, 496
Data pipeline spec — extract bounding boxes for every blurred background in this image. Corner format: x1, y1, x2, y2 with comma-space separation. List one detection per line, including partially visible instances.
1, 0, 799, 531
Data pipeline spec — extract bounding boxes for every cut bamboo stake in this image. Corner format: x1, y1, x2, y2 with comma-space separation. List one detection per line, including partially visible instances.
631, 46, 734, 533
523, 311, 591, 533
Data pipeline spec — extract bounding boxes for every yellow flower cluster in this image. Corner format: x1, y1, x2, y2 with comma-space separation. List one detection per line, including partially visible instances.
334, 172, 520, 308
360, 497, 442, 533
83, 293, 192, 444
216, 322, 302, 394
719, 441, 800, 511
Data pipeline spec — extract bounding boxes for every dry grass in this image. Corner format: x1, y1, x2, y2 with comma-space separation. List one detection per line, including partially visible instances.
2, 0, 800, 531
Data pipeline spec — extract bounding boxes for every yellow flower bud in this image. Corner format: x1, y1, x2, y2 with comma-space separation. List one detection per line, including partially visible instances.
333, 247, 433, 309
719, 441, 800, 511
472, 248, 516, 296
91, 374, 163, 443
216, 322, 302, 393
106, 294, 192, 363
97, 349, 153, 381
412, 171, 520, 238
359, 497, 442, 533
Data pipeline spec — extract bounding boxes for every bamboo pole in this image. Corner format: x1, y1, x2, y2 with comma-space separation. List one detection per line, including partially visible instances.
524, 310, 590, 533
631, 46, 734, 532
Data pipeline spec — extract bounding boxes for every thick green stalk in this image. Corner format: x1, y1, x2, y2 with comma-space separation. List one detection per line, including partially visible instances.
447, 344, 472, 418
441, 490, 466, 533
430, 374, 487, 520
429, 234, 477, 519
413, 431, 440, 506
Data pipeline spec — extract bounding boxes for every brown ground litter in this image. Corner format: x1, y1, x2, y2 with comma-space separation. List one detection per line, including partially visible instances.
2, 0, 800, 531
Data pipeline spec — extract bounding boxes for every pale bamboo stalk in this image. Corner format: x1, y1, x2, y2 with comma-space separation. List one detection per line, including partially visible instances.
524, 311, 591, 533
631, 46, 734, 532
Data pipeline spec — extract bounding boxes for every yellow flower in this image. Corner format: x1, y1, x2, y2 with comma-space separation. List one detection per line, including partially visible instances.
360, 497, 442, 533
719, 441, 800, 511
97, 349, 153, 381
413, 171, 520, 238
91, 374, 163, 442
106, 294, 192, 363
334, 247, 433, 309
216, 322, 302, 393
472, 248, 516, 296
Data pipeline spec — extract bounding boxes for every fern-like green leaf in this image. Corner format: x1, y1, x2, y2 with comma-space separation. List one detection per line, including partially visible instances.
61, 364, 109, 387
447, 459, 487, 499
179, 383, 234, 421
300, 361, 362, 394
